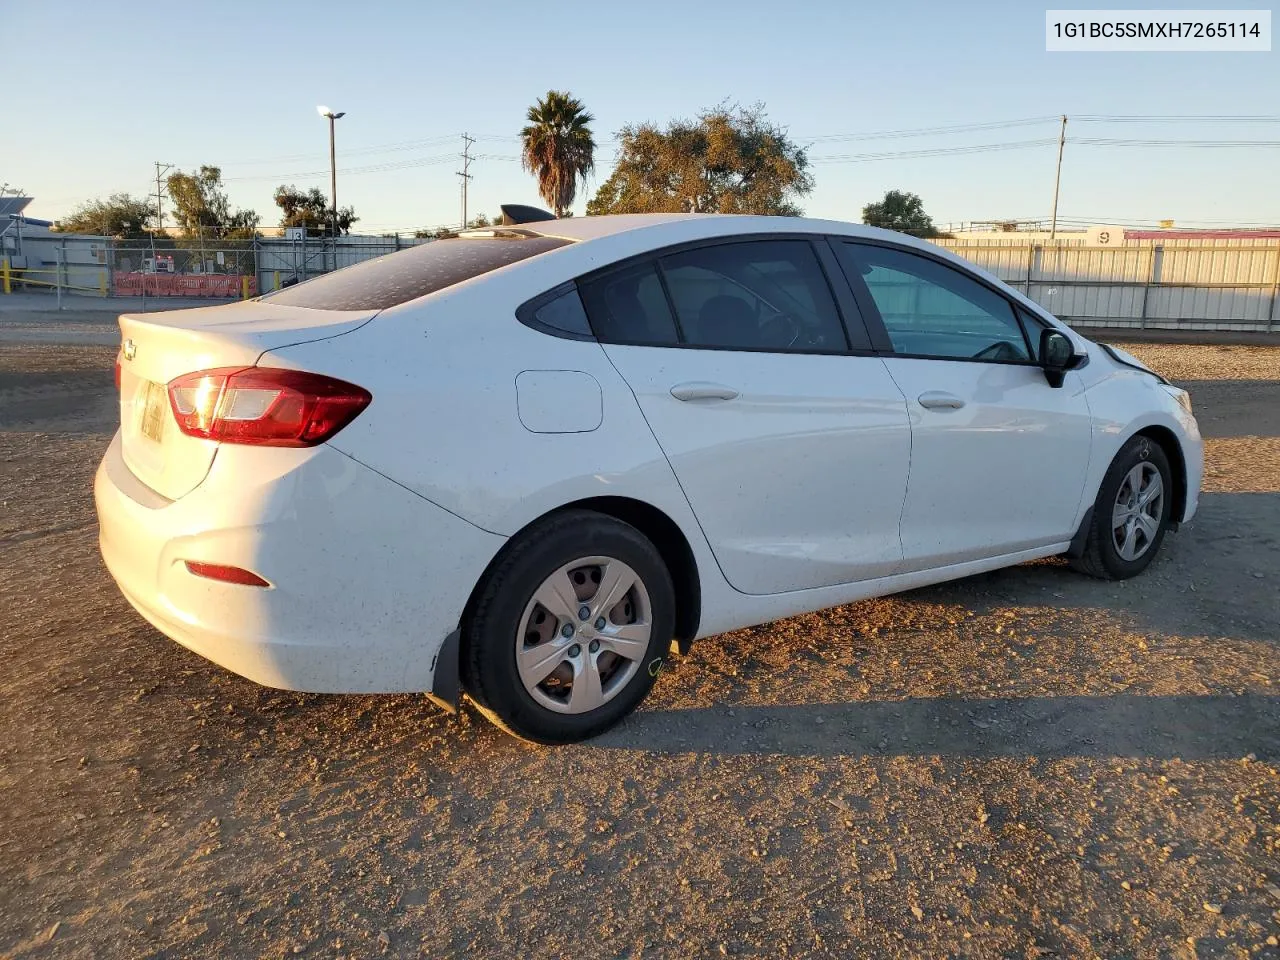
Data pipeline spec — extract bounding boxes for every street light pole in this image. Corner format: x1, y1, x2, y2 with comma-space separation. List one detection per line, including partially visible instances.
317, 106, 346, 241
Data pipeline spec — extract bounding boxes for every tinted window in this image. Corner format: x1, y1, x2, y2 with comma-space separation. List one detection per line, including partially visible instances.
839, 244, 1030, 362
660, 241, 848, 352
578, 262, 680, 345
526, 287, 593, 338
264, 235, 570, 311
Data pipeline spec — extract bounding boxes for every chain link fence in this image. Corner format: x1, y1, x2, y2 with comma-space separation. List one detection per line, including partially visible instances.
0, 234, 428, 306
109, 240, 259, 299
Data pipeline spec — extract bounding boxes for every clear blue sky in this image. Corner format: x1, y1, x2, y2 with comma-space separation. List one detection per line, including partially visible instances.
5, 0, 1277, 233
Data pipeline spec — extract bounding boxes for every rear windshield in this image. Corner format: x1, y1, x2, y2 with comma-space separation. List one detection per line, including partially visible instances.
262, 234, 570, 311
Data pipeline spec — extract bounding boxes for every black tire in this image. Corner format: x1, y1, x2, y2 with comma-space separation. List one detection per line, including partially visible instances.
1070, 435, 1173, 580
461, 510, 675, 744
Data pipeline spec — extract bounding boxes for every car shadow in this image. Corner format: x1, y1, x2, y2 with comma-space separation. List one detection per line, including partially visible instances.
595, 692, 1280, 760
1174, 378, 1280, 439
0, 366, 118, 435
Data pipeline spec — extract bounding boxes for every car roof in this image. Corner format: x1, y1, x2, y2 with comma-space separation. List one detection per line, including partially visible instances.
504, 213, 1079, 338
520, 212, 940, 251
520, 213, 705, 241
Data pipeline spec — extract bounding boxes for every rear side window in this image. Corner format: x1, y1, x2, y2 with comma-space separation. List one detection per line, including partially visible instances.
578, 262, 680, 345
263, 235, 570, 311
659, 240, 848, 352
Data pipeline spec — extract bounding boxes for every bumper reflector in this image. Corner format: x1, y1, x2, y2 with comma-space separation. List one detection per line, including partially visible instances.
184, 561, 270, 587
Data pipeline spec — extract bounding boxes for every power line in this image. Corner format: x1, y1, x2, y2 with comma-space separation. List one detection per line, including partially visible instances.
223, 153, 458, 183
1074, 137, 1280, 148
203, 115, 1280, 182
810, 139, 1060, 163
803, 117, 1060, 143
214, 134, 464, 167
1074, 114, 1280, 123
206, 115, 1280, 168
808, 135, 1280, 164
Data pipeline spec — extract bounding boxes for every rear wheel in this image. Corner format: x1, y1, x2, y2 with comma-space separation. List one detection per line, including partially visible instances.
462, 511, 675, 743
1071, 435, 1173, 580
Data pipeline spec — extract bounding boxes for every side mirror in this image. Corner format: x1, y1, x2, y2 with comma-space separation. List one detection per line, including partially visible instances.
1040, 329, 1075, 388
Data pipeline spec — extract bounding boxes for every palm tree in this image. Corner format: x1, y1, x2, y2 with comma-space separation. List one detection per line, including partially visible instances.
520, 91, 596, 218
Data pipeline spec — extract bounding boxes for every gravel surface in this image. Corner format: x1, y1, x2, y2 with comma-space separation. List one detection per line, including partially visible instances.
1, 340, 1278, 959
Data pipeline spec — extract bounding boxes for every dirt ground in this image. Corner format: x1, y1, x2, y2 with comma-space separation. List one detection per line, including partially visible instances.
1, 329, 1278, 960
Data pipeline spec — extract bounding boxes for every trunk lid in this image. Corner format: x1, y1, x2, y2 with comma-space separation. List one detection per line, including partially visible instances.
116, 301, 375, 500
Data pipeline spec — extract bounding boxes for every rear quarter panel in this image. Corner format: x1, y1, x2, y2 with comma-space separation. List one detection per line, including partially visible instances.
259, 266, 719, 553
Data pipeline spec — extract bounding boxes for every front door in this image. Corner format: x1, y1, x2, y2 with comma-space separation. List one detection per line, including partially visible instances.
835, 240, 1093, 570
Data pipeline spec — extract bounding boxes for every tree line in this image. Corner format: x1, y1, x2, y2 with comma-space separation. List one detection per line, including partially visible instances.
56, 94, 944, 240
518, 92, 944, 235
56, 169, 359, 241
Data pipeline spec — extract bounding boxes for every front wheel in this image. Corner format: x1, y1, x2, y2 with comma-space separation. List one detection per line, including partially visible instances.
1071, 435, 1173, 580
462, 511, 675, 744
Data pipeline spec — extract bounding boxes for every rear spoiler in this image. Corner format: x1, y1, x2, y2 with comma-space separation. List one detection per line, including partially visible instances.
500, 204, 556, 225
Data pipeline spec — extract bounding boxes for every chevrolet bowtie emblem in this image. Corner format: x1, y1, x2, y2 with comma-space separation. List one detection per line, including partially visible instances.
122, 339, 136, 361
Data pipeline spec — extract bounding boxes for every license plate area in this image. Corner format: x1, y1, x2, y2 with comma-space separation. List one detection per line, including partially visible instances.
140, 381, 168, 443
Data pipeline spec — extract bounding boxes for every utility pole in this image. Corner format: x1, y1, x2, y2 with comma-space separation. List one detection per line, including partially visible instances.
153, 162, 172, 240
457, 133, 476, 229
1049, 115, 1067, 241
152, 162, 173, 297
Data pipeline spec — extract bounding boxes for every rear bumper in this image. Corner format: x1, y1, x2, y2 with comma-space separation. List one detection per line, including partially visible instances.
95, 431, 505, 693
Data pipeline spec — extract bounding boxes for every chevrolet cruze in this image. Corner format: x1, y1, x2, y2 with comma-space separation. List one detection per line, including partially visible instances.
95, 213, 1203, 743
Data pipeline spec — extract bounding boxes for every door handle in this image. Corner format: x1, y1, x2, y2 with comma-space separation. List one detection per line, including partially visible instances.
670, 382, 740, 402
917, 391, 966, 411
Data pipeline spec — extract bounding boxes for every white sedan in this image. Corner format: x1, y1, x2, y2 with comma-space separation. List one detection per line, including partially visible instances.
95, 212, 1203, 743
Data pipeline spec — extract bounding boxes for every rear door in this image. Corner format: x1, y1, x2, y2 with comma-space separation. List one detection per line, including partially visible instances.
582, 238, 912, 596
834, 240, 1092, 570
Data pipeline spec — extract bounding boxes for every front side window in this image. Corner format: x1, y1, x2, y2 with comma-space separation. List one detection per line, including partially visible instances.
659, 241, 848, 352
839, 243, 1030, 363
1016, 305, 1047, 360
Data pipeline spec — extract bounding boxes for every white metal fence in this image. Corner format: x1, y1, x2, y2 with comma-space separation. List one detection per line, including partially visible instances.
936, 239, 1280, 332
4, 230, 1279, 333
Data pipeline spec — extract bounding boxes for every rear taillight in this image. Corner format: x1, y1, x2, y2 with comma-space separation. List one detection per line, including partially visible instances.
166, 367, 371, 447
114, 353, 122, 389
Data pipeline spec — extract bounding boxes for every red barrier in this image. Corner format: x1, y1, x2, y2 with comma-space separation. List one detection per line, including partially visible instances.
112, 273, 256, 298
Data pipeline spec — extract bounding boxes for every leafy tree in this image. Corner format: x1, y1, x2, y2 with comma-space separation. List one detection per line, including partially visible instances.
520, 90, 596, 217
166, 166, 260, 239
587, 103, 812, 217
861, 190, 938, 237
54, 194, 155, 237
273, 184, 357, 236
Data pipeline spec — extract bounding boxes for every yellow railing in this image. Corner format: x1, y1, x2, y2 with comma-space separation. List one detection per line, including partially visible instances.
1, 259, 107, 296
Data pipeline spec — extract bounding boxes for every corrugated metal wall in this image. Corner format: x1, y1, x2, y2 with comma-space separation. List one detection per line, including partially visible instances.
937, 239, 1280, 331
